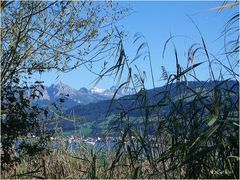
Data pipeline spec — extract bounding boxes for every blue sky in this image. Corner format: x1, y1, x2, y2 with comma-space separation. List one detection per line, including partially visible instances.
33, 1, 235, 90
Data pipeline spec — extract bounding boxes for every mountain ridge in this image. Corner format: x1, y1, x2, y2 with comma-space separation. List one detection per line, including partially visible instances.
61, 80, 239, 136
35, 82, 136, 108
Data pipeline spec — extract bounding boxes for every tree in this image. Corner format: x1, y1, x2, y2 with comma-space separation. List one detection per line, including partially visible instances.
1, 0, 128, 171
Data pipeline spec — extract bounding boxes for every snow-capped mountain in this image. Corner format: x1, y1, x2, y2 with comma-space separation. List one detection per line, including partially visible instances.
35, 82, 136, 108
90, 87, 106, 94
89, 86, 136, 97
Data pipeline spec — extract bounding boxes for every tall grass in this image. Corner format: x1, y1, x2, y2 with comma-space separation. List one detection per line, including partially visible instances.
1, 2, 239, 179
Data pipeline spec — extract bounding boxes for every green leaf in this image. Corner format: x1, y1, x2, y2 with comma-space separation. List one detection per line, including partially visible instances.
207, 114, 217, 126
228, 156, 240, 161
233, 122, 240, 127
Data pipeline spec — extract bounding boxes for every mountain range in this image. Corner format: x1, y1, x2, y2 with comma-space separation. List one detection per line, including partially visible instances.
39, 80, 238, 137
35, 82, 136, 108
